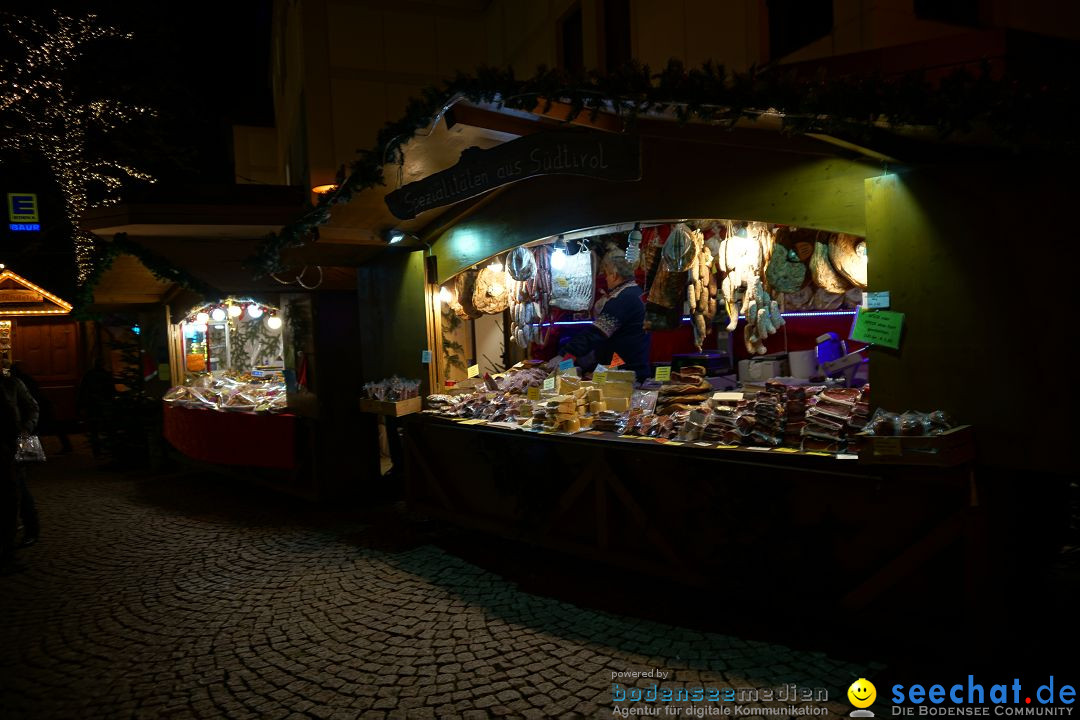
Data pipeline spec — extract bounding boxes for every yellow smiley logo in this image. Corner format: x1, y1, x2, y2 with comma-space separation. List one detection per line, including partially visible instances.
848, 678, 877, 708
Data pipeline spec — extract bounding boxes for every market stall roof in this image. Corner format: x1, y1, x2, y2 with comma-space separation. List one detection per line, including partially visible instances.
314, 95, 891, 260
0, 266, 73, 316
316, 115, 520, 244
88, 235, 359, 308
82, 185, 359, 309
83, 184, 307, 239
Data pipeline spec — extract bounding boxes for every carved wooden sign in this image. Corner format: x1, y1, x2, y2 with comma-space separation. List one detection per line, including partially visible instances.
0, 289, 43, 303
385, 130, 641, 220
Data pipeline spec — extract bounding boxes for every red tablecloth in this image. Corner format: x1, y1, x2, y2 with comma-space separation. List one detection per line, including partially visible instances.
162, 403, 297, 470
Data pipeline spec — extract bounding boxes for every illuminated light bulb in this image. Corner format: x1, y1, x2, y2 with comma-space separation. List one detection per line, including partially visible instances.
227, 304, 242, 318
210, 308, 226, 322
266, 315, 282, 330
625, 222, 642, 264
247, 305, 263, 319
192, 323, 208, 333
438, 286, 453, 304
196, 312, 210, 324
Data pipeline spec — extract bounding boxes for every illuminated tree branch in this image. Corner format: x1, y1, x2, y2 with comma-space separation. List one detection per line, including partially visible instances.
0, 10, 155, 283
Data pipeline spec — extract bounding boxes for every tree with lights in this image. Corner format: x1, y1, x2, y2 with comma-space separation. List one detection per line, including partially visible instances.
0, 10, 155, 283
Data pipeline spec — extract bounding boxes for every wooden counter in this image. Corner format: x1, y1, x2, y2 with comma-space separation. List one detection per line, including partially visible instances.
404, 414, 985, 612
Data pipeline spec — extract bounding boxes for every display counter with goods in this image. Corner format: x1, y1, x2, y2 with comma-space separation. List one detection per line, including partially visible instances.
402, 214, 980, 613
166, 299, 287, 412
162, 298, 298, 471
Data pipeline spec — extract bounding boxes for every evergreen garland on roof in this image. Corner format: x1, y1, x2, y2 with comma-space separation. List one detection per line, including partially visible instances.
237, 59, 1074, 275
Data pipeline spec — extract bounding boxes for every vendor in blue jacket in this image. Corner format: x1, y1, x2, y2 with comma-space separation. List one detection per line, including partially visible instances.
548, 247, 650, 382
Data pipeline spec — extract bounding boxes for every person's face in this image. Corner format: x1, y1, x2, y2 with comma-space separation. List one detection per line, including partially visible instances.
601, 263, 618, 288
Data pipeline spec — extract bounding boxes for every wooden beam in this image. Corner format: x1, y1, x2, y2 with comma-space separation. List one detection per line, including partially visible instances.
91, 293, 168, 304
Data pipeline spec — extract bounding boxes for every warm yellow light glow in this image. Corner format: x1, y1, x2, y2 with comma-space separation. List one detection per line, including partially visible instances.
196, 311, 210, 324
227, 304, 242, 318
488, 260, 503, 273
247, 304, 263, 319
210, 308, 226, 322
266, 315, 282, 330
3, 13, 156, 283
312, 184, 338, 195
0, 270, 74, 312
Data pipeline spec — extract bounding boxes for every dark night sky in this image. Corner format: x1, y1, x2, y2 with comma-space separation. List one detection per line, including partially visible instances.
1, 2, 274, 295
3, 0, 274, 185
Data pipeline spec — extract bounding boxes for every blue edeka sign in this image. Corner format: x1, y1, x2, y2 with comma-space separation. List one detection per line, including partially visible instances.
7, 193, 40, 232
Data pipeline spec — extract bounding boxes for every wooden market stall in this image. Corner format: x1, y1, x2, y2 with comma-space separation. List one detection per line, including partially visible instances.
82, 186, 377, 500
0, 266, 82, 424
335, 92, 1074, 619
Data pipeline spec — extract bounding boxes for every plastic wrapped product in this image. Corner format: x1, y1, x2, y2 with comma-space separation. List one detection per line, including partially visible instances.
926, 410, 954, 435
855, 407, 889, 435
631, 391, 659, 415
899, 411, 930, 436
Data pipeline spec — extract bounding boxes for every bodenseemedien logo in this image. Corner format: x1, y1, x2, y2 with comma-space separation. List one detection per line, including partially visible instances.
849, 678, 878, 717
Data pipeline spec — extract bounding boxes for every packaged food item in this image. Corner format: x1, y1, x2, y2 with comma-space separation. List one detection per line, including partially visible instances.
899, 411, 929, 436
864, 408, 900, 436
363, 376, 421, 401
678, 410, 708, 442
927, 410, 954, 435
631, 390, 658, 415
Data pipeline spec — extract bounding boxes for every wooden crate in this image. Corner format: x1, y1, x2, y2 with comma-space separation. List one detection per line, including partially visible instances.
359, 396, 422, 416
855, 425, 974, 466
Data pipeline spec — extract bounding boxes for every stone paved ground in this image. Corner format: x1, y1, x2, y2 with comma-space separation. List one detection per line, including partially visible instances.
1, 438, 884, 719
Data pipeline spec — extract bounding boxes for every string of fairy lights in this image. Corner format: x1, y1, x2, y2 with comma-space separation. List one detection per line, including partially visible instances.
0, 11, 155, 284
182, 299, 283, 333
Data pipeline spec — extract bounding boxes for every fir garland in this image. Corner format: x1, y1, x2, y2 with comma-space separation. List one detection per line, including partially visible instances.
246, 59, 1075, 276
74, 232, 221, 316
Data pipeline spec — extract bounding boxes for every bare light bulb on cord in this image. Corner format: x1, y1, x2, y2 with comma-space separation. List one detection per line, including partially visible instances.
210, 308, 226, 322
227, 304, 242, 318
196, 311, 210, 324
247, 304, 264, 319
266, 315, 282, 330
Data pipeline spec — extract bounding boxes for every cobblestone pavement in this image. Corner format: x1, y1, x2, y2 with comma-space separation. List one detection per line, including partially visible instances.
1, 439, 883, 719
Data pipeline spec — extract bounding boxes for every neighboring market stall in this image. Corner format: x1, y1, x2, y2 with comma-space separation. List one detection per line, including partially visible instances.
82, 190, 369, 498
0, 266, 83, 424
162, 297, 294, 469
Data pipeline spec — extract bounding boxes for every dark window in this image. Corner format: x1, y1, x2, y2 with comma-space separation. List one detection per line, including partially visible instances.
766, 0, 833, 61
603, 0, 632, 71
559, 3, 584, 73
914, 0, 981, 26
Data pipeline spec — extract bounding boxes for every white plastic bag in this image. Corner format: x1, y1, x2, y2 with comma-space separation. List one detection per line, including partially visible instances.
15, 433, 45, 463
549, 248, 594, 311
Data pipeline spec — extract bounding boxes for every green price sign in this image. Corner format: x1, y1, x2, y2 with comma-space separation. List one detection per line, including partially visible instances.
850, 308, 904, 350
